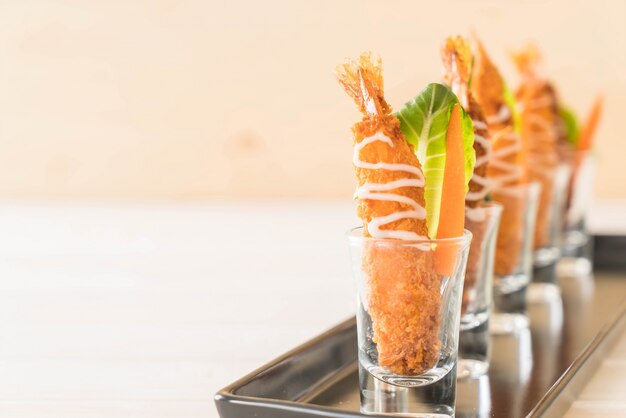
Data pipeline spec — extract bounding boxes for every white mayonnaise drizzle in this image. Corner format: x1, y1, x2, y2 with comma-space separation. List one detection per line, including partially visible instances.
527, 113, 557, 132
447, 78, 492, 207
489, 129, 525, 186
486, 105, 511, 126
354, 133, 424, 176
521, 95, 560, 174
354, 132, 428, 241
485, 105, 524, 187
465, 120, 493, 206
517, 95, 554, 112
473, 120, 488, 131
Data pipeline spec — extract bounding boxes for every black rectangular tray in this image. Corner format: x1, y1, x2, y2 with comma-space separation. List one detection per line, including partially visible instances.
215, 238, 626, 418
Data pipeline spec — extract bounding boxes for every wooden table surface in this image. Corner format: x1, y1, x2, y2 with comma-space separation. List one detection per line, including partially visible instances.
564, 332, 626, 417
0, 201, 622, 418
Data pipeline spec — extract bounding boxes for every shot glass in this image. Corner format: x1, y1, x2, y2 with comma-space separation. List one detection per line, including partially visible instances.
348, 227, 472, 417
560, 152, 595, 276
490, 182, 541, 314
532, 164, 571, 283
458, 202, 502, 378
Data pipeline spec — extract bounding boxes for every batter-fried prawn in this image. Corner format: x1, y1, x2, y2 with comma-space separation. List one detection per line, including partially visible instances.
471, 35, 528, 275
442, 36, 492, 212
441, 36, 491, 311
336, 53, 439, 375
513, 44, 562, 249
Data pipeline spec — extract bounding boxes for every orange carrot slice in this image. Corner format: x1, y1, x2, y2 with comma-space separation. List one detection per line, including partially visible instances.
435, 104, 466, 275
578, 95, 603, 152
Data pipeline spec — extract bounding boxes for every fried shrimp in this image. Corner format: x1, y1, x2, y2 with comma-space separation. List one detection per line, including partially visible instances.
472, 35, 526, 187
337, 53, 428, 240
513, 44, 562, 248
441, 36, 491, 311
442, 36, 491, 212
337, 53, 439, 375
471, 35, 528, 276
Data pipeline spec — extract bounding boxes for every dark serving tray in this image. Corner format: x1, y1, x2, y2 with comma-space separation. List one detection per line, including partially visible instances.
215, 236, 626, 418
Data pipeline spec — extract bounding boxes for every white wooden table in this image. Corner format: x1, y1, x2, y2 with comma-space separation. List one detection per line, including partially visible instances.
0, 201, 358, 417
0, 201, 622, 417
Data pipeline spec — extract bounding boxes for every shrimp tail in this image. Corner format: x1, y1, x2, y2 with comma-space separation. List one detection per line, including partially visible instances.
335, 52, 391, 117
511, 43, 543, 79
441, 36, 473, 106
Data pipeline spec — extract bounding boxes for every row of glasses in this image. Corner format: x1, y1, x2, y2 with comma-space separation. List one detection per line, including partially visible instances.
347, 154, 592, 415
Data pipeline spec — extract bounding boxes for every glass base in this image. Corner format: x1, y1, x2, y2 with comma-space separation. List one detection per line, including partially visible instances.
460, 309, 489, 332
533, 262, 557, 284
534, 246, 560, 266
533, 246, 560, 283
560, 230, 593, 277
493, 274, 529, 313
365, 363, 453, 387
458, 318, 489, 378
359, 362, 456, 417
561, 230, 592, 258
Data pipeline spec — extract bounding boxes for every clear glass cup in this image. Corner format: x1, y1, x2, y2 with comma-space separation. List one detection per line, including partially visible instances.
560, 152, 595, 276
458, 202, 502, 378
490, 182, 541, 314
347, 227, 472, 417
532, 164, 571, 283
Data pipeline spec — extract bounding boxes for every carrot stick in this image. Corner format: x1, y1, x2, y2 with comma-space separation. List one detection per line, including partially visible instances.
569, 95, 604, 210
435, 104, 466, 275
578, 95, 603, 152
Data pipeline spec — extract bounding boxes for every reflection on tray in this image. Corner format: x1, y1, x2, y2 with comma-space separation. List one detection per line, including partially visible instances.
216, 266, 626, 418
456, 375, 491, 418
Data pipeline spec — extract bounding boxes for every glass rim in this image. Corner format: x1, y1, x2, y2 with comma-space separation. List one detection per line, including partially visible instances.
347, 226, 472, 247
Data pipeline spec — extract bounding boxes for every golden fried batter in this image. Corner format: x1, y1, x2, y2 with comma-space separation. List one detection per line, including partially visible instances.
466, 95, 490, 209
472, 38, 508, 122
514, 45, 561, 248
471, 36, 526, 275
441, 36, 490, 309
353, 117, 429, 238
336, 53, 428, 239
491, 186, 528, 276
337, 53, 438, 375
441, 36, 491, 210
364, 244, 440, 375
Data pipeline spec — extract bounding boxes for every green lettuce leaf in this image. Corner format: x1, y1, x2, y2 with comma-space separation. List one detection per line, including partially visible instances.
559, 105, 580, 146
395, 83, 475, 238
